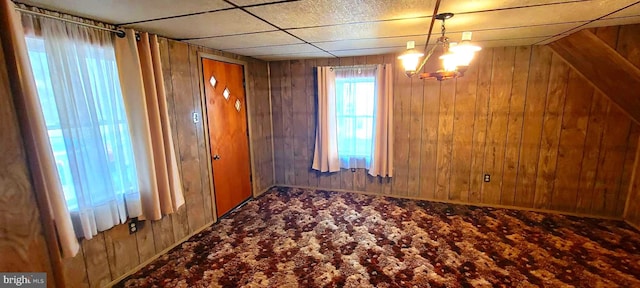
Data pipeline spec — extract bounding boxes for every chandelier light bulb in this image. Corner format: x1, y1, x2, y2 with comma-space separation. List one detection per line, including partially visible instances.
439, 52, 460, 72
450, 32, 481, 53
398, 40, 424, 76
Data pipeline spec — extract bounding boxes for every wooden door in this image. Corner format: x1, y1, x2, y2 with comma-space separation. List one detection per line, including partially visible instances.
202, 58, 252, 218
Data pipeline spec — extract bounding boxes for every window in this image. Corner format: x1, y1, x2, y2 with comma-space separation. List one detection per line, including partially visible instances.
313, 64, 392, 176
26, 36, 138, 213
335, 75, 376, 168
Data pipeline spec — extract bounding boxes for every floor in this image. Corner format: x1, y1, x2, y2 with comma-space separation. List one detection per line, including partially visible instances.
116, 186, 640, 287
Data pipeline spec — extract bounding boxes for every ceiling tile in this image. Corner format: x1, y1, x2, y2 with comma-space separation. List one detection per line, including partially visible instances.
186, 31, 303, 50
289, 18, 429, 43
16, 0, 232, 24
440, 0, 636, 33
602, 2, 640, 18
331, 47, 411, 57
315, 36, 425, 52
256, 51, 335, 61
246, 0, 587, 29
584, 15, 640, 28
315, 22, 580, 53
445, 22, 586, 42
326, 37, 548, 58
440, 0, 591, 14
228, 0, 289, 6
16, 0, 640, 61
226, 43, 324, 56
246, 0, 436, 29
130, 9, 274, 39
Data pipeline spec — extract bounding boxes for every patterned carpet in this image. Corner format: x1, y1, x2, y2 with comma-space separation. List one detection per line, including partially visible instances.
116, 187, 640, 287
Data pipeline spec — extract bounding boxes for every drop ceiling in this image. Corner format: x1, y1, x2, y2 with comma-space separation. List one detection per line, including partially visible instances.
14, 0, 640, 61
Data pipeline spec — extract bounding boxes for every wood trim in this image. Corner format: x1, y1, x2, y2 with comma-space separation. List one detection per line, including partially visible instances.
197, 52, 259, 221
278, 184, 624, 221
548, 29, 640, 124
267, 62, 277, 190
624, 219, 640, 232
196, 51, 218, 223
624, 134, 640, 219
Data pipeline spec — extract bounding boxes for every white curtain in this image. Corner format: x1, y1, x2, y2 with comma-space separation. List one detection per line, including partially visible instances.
312, 66, 341, 172
22, 11, 142, 239
115, 30, 185, 220
334, 66, 377, 169
368, 64, 394, 177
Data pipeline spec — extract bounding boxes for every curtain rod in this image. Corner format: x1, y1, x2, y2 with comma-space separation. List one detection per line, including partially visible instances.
330, 64, 378, 71
15, 7, 126, 38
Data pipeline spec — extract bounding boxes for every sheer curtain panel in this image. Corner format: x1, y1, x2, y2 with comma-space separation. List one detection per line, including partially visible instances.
115, 29, 185, 220
334, 66, 376, 169
21, 8, 142, 241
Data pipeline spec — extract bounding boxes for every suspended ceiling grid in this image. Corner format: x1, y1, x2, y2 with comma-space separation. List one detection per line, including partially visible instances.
14, 0, 640, 61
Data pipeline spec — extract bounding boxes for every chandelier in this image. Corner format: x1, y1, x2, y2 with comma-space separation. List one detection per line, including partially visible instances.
398, 12, 481, 81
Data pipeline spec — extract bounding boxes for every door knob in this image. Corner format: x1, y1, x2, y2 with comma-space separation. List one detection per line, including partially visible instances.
213, 154, 221, 160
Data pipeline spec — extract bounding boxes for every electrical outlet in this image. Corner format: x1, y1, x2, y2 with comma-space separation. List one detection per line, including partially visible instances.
484, 174, 491, 182
129, 218, 139, 234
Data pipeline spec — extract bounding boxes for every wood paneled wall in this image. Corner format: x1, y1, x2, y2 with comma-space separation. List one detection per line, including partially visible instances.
0, 27, 55, 286
270, 35, 639, 219
59, 39, 274, 287
614, 24, 640, 227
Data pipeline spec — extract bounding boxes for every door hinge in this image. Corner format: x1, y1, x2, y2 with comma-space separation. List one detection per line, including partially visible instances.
192, 112, 200, 123
249, 174, 252, 182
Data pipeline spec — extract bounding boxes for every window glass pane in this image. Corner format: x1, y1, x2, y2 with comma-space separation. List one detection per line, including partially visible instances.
355, 82, 374, 116
27, 37, 79, 209
335, 75, 375, 168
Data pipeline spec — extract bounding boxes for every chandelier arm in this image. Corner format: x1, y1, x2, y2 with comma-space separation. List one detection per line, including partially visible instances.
414, 44, 439, 75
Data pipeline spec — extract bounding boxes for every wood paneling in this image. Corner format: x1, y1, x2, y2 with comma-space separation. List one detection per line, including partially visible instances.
191, 45, 214, 224
270, 34, 639, 219
435, 78, 455, 200
170, 40, 206, 232
533, 53, 569, 210
551, 70, 593, 212
135, 221, 156, 263
104, 225, 139, 278
393, 56, 411, 197
468, 49, 493, 203
514, 46, 552, 208
247, 59, 274, 195
82, 234, 111, 287
501, 46, 531, 206
483, 47, 516, 205
549, 29, 640, 124
618, 24, 640, 227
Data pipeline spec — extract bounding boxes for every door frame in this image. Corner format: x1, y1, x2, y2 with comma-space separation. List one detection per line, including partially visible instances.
197, 52, 257, 222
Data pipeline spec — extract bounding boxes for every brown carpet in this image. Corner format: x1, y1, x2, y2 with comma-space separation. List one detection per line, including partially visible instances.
115, 187, 640, 287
